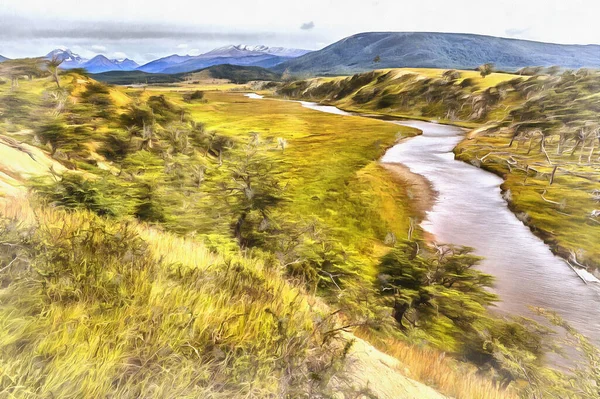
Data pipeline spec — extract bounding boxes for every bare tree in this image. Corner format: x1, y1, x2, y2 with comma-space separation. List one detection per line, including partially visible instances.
47, 56, 63, 88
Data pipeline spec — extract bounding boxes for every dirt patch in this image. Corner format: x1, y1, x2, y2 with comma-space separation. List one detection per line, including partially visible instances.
381, 162, 436, 219
380, 162, 437, 243
0, 134, 66, 200
333, 333, 447, 399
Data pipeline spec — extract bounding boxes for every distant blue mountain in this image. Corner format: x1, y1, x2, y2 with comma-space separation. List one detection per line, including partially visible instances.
138, 45, 311, 74
137, 54, 195, 73
41, 45, 308, 74
82, 55, 139, 73
160, 54, 289, 74
45, 50, 139, 73
273, 32, 600, 75
46, 49, 86, 69
0, 55, 9, 63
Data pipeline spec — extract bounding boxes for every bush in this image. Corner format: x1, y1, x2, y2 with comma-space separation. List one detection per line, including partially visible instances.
37, 119, 89, 155
120, 103, 155, 129
31, 172, 129, 217
183, 90, 205, 102
147, 94, 184, 123
378, 241, 497, 350
80, 82, 113, 106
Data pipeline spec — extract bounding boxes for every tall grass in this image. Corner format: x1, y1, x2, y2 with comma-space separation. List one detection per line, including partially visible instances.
0, 199, 346, 398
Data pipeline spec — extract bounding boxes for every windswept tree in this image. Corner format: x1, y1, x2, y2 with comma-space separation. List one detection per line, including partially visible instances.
378, 241, 497, 345
223, 137, 285, 247
37, 118, 91, 157
477, 63, 494, 78
46, 56, 63, 88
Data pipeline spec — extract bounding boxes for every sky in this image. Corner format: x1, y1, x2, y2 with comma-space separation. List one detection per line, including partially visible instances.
1, 0, 599, 64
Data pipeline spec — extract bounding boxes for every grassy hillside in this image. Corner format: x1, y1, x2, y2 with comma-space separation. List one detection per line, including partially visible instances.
276, 67, 600, 273
277, 68, 520, 127
0, 200, 347, 397
0, 71, 421, 397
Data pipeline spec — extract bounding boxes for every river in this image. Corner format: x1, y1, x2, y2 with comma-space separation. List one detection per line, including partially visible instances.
245, 93, 600, 349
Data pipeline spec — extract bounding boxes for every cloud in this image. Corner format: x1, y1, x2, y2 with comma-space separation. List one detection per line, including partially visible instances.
91, 44, 106, 52
300, 21, 315, 30
177, 43, 188, 49
111, 51, 128, 60
505, 28, 531, 38
0, 17, 278, 42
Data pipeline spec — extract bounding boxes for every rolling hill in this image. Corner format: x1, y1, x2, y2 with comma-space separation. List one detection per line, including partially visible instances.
160, 54, 287, 74
184, 64, 281, 83
274, 32, 600, 75
92, 64, 281, 84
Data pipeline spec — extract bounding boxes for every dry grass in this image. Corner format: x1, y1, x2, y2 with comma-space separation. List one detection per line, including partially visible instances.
0, 198, 345, 398
355, 329, 517, 399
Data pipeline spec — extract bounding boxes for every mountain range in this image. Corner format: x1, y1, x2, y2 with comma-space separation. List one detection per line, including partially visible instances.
137, 45, 311, 73
0, 55, 9, 63
10, 32, 600, 77
47, 49, 140, 73
42, 45, 310, 74
274, 32, 600, 75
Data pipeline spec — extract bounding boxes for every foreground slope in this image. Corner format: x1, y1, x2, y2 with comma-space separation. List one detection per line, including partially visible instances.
274, 32, 600, 75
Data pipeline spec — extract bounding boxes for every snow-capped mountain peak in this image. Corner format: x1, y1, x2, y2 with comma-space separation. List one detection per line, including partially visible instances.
203, 44, 310, 58
42, 49, 139, 73
231, 44, 269, 52
45, 49, 86, 64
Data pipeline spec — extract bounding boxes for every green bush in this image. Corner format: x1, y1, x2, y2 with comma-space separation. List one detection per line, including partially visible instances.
183, 90, 205, 102
31, 172, 129, 217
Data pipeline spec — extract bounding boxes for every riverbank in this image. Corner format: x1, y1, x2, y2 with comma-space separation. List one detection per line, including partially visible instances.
275, 67, 600, 276
381, 162, 436, 220
455, 128, 600, 279
282, 99, 600, 350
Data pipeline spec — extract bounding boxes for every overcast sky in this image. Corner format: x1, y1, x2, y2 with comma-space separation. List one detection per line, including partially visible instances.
1, 0, 599, 63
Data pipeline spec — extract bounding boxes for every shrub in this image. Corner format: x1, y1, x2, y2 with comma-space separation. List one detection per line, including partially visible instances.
31, 172, 129, 217
183, 90, 205, 102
